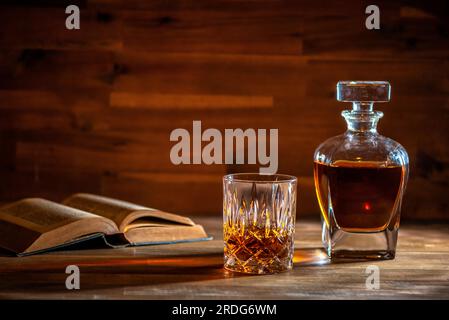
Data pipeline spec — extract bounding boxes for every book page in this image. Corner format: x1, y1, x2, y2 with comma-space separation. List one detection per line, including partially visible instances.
124, 224, 208, 244
0, 198, 118, 254
0, 198, 101, 234
63, 193, 147, 228
63, 193, 195, 232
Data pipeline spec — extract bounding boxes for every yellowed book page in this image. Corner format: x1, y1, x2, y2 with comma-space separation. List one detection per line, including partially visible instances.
0, 198, 118, 254
124, 224, 208, 244
0, 198, 102, 234
63, 193, 195, 232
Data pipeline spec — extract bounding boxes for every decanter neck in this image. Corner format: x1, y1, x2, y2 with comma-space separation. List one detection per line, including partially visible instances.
352, 102, 374, 112
342, 108, 383, 133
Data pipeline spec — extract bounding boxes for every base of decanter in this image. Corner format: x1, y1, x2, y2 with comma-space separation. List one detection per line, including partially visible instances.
330, 250, 395, 261
322, 221, 398, 261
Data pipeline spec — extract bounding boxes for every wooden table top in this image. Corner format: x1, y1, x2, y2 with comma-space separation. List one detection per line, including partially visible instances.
1, 217, 448, 300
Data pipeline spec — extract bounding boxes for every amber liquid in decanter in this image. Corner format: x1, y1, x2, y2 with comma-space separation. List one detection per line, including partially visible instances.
314, 160, 404, 232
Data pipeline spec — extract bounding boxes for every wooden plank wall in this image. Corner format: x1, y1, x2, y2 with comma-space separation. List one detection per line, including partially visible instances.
0, 0, 448, 220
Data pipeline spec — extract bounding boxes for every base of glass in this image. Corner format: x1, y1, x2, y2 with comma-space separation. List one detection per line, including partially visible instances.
224, 257, 292, 274
223, 264, 292, 275
322, 222, 398, 261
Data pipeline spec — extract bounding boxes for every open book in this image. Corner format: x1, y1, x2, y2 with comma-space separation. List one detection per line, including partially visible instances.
0, 193, 210, 256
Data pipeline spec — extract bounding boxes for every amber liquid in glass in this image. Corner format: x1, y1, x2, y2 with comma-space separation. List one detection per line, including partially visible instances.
314, 160, 404, 232
224, 224, 293, 274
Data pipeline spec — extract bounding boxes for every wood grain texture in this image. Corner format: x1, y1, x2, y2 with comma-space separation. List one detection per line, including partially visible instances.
0, 0, 448, 219
0, 217, 448, 299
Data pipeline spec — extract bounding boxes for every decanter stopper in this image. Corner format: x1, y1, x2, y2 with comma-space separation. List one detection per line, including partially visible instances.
337, 81, 391, 111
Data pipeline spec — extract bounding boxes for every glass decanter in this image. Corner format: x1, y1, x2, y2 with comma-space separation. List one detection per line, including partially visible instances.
314, 81, 409, 260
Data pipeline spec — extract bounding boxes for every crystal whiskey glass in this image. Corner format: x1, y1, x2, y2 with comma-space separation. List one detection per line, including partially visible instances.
314, 81, 409, 260
223, 174, 297, 274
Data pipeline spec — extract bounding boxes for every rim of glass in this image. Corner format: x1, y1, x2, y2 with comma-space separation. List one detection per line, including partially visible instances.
223, 173, 297, 183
